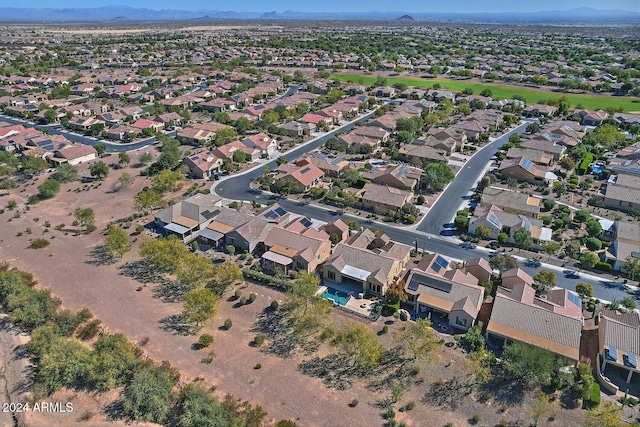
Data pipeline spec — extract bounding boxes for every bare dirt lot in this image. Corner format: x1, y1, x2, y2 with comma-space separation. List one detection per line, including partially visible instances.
0, 159, 590, 426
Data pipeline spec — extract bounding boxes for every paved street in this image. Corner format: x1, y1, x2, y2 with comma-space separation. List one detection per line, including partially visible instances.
421, 120, 532, 235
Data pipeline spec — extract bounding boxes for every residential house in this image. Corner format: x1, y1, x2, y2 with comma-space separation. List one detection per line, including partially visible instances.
469, 204, 552, 248
262, 219, 331, 274
501, 268, 534, 290
362, 164, 420, 191
519, 139, 566, 161
322, 231, 411, 296
182, 150, 222, 180
351, 126, 390, 143
297, 152, 348, 177
177, 127, 216, 145
107, 124, 139, 141
338, 133, 381, 152
153, 193, 223, 243
598, 310, 640, 386
603, 221, 640, 271
359, 183, 413, 214
398, 143, 448, 166
131, 118, 163, 133
302, 113, 330, 127
573, 109, 609, 126
279, 121, 316, 137
523, 104, 558, 118
212, 140, 261, 162
48, 145, 97, 166
404, 265, 484, 331
461, 258, 493, 283
155, 112, 183, 127
242, 133, 278, 158
486, 282, 583, 361
274, 161, 325, 193
320, 219, 350, 242
426, 90, 455, 103
68, 117, 105, 133
480, 188, 541, 218
604, 172, 640, 212
204, 207, 273, 252
499, 157, 557, 186
505, 148, 552, 166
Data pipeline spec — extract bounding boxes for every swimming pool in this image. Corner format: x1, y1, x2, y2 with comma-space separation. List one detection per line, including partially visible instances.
323, 286, 351, 306
592, 165, 603, 174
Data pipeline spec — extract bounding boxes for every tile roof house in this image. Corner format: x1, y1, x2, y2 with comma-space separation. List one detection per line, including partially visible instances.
398, 143, 448, 166
351, 126, 390, 143
131, 118, 163, 132
487, 282, 583, 361
470, 204, 552, 248
322, 233, 411, 296
48, 144, 97, 166
241, 133, 278, 157
361, 164, 420, 191
177, 127, 216, 145
262, 219, 331, 274
205, 207, 273, 252
359, 182, 413, 214
274, 161, 325, 193
320, 219, 350, 242
181, 150, 222, 180
212, 140, 261, 162
404, 266, 484, 331
296, 152, 348, 177
505, 148, 552, 166
604, 221, 640, 271
598, 310, 640, 385
604, 172, 640, 213
480, 187, 541, 218
501, 268, 534, 290
153, 193, 223, 243
573, 109, 609, 126
519, 139, 566, 160
499, 157, 556, 186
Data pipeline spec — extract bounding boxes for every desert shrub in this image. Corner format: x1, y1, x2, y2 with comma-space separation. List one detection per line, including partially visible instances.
29, 238, 50, 249
239, 296, 247, 305
470, 413, 481, 425
198, 334, 213, 348
223, 319, 232, 330
382, 325, 389, 334
595, 261, 612, 272
405, 401, 415, 411
270, 300, 279, 311
349, 399, 359, 408
587, 382, 601, 408
253, 334, 266, 347
248, 293, 256, 303
234, 289, 242, 300
77, 319, 102, 340
254, 363, 261, 369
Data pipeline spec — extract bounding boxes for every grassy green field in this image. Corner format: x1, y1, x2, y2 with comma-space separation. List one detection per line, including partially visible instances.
331, 73, 640, 113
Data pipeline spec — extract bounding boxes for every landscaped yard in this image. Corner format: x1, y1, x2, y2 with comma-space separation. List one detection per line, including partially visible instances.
331, 73, 640, 113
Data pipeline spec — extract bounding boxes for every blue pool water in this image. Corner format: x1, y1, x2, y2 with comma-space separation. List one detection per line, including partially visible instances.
323, 286, 350, 306
592, 165, 603, 174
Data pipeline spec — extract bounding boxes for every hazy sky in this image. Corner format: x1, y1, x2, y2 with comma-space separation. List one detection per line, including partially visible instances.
13, 0, 640, 13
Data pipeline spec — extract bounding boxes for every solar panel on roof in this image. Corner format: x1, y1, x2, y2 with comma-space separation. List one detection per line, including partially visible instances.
563, 125, 572, 131
489, 214, 501, 227
330, 157, 343, 165
191, 156, 199, 160
300, 167, 311, 174
201, 210, 216, 220
265, 211, 278, 219
606, 346, 618, 361
522, 159, 533, 171
435, 255, 449, 269
314, 152, 326, 159
300, 217, 312, 228
567, 292, 582, 308
407, 280, 420, 291
627, 352, 638, 369
275, 207, 286, 216
431, 263, 441, 273
424, 278, 453, 293
524, 219, 531, 231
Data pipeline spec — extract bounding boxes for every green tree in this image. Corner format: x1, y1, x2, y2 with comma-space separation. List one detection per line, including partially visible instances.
182, 288, 219, 327
118, 151, 131, 166
52, 163, 79, 183
232, 150, 246, 163
620, 296, 637, 310
489, 255, 517, 276
123, 364, 177, 424
36, 338, 91, 396
457, 103, 471, 115
576, 282, 594, 299
138, 151, 153, 166
0, 178, 17, 194
502, 341, 555, 386
74, 208, 95, 233
94, 143, 106, 156
454, 215, 468, 232
140, 237, 190, 273
333, 322, 385, 371
423, 162, 455, 192
580, 251, 600, 269
541, 241, 561, 260
622, 256, 640, 281
89, 161, 109, 180
89, 333, 138, 390
393, 318, 443, 363
574, 210, 590, 224
275, 176, 299, 195
284, 272, 331, 345
208, 261, 243, 295
22, 155, 49, 175
585, 402, 623, 427
177, 253, 213, 289
8, 287, 60, 332
585, 219, 603, 237
104, 226, 131, 259
151, 169, 184, 194
178, 384, 234, 427
532, 269, 557, 295
38, 179, 61, 199
474, 224, 491, 239
134, 188, 164, 213
513, 228, 533, 251
559, 157, 577, 170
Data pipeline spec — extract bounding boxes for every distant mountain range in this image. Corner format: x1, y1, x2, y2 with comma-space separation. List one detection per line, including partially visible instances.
0, 6, 638, 23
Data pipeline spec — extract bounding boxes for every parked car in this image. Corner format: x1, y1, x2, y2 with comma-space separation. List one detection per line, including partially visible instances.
459, 243, 476, 250
524, 259, 541, 268
564, 270, 580, 279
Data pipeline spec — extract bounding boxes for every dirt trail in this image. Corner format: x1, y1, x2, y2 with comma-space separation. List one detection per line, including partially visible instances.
0, 315, 30, 427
